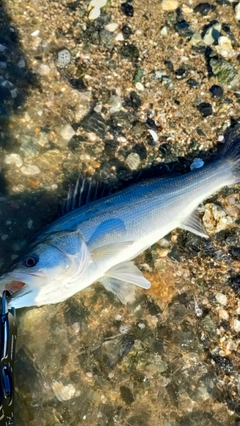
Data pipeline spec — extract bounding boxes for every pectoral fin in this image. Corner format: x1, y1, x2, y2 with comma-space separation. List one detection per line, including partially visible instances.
180, 210, 209, 238
100, 261, 151, 304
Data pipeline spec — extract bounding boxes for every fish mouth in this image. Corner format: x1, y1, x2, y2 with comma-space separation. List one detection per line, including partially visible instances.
0, 271, 47, 296
5, 280, 25, 295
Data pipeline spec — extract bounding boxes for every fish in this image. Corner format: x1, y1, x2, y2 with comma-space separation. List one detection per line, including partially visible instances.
0, 123, 240, 309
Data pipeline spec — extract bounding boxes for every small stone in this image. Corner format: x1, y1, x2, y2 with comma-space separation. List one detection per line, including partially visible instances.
105, 23, 119, 32
135, 82, 144, 91
197, 102, 213, 117
175, 68, 188, 79
4, 153, 23, 167
235, 3, 240, 20
236, 307, 240, 315
203, 203, 234, 234
56, 49, 71, 68
218, 309, 229, 320
190, 32, 202, 46
190, 158, 204, 170
203, 22, 221, 46
31, 30, 40, 37
215, 293, 228, 306
20, 165, 41, 175
60, 124, 75, 141
119, 44, 139, 61
148, 129, 158, 143
161, 0, 179, 11
52, 380, 76, 402
187, 78, 199, 88
122, 24, 132, 39
216, 36, 235, 59
233, 319, 240, 333
210, 58, 239, 86
90, 0, 107, 7
121, 2, 134, 17
209, 84, 223, 98
115, 32, 124, 41
88, 6, 101, 20
174, 21, 194, 38
194, 3, 216, 15
38, 64, 50, 76
125, 152, 140, 170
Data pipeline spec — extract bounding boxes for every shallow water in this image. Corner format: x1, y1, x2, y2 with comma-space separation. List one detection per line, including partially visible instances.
1, 0, 240, 424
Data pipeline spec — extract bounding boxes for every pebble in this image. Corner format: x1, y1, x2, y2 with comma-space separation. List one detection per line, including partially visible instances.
121, 2, 134, 17
125, 152, 141, 170
161, 0, 179, 11
215, 293, 228, 306
210, 58, 239, 86
197, 102, 213, 117
89, 0, 107, 7
209, 85, 223, 98
148, 129, 158, 143
194, 3, 216, 15
38, 64, 50, 76
20, 165, 41, 175
88, 7, 101, 20
216, 36, 235, 59
105, 23, 119, 32
218, 309, 229, 320
31, 30, 40, 37
233, 319, 240, 333
203, 203, 234, 234
52, 380, 76, 402
122, 24, 132, 39
235, 3, 240, 20
4, 153, 23, 167
115, 32, 124, 41
56, 49, 71, 68
203, 22, 221, 46
190, 158, 204, 170
60, 124, 76, 141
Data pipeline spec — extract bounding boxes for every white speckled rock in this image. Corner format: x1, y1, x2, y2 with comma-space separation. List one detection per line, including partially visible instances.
233, 319, 240, 333
60, 124, 76, 141
215, 293, 227, 306
125, 152, 141, 170
215, 36, 236, 59
203, 203, 234, 234
235, 3, 240, 20
4, 153, 23, 167
20, 164, 41, 175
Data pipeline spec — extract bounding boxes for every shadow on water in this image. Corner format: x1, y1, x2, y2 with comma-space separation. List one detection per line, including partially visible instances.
0, 1, 39, 195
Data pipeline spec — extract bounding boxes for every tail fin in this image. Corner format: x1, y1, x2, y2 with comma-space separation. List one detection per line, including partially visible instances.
221, 121, 240, 184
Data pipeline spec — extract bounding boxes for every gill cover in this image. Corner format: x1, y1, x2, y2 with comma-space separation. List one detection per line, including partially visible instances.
43, 229, 91, 282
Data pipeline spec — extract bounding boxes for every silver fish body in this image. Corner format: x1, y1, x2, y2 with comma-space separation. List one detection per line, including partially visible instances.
1, 124, 240, 308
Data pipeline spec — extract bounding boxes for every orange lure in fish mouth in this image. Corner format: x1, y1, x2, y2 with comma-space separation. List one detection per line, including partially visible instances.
5, 281, 25, 295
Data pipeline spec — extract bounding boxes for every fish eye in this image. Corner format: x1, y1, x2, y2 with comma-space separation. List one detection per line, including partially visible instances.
22, 255, 38, 267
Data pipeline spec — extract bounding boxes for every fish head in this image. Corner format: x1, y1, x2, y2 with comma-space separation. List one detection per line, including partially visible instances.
0, 229, 91, 308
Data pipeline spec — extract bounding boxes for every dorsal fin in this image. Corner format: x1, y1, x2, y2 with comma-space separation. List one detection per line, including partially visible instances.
61, 175, 111, 216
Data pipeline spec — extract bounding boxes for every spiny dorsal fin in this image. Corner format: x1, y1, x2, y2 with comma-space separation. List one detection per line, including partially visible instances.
61, 175, 111, 216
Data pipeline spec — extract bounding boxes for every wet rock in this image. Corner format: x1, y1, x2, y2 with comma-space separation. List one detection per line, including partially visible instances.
161, 0, 179, 11
203, 203, 234, 233
56, 48, 71, 68
125, 152, 140, 170
121, 2, 134, 17
119, 43, 139, 61
132, 143, 147, 160
187, 78, 199, 88
210, 58, 239, 86
122, 24, 133, 39
194, 3, 216, 15
120, 386, 135, 405
174, 20, 194, 38
197, 102, 213, 117
80, 111, 107, 138
92, 334, 135, 369
175, 67, 189, 79
209, 84, 223, 97
4, 153, 23, 167
60, 124, 76, 141
124, 91, 142, 110
202, 21, 221, 46
99, 29, 115, 47
20, 164, 41, 175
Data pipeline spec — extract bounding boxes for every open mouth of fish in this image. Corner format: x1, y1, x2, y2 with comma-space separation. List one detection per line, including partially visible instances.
5, 280, 26, 295
1, 271, 46, 296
